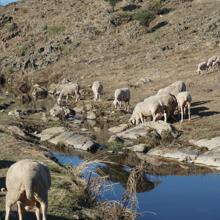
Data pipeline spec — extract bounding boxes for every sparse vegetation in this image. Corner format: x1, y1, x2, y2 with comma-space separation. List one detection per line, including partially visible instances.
132, 10, 155, 26
43, 24, 66, 35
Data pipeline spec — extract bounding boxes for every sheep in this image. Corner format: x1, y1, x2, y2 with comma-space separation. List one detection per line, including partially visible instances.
5, 159, 51, 220
92, 81, 103, 101
207, 56, 217, 69
31, 84, 48, 101
129, 97, 166, 125
145, 93, 177, 121
57, 82, 80, 105
176, 91, 192, 122
157, 81, 186, 96
113, 88, 130, 111
197, 61, 208, 74
212, 57, 220, 69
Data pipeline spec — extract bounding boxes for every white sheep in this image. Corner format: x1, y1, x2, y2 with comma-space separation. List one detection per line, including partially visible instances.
92, 81, 103, 101
145, 93, 177, 121
176, 91, 192, 122
129, 97, 165, 125
57, 82, 80, 105
197, 61, 208, 74
113, 88, 130, 111
207, 56, 217, 69
157, 81, 186, 96
212, 57, 220, 69
5, 159, 51, 220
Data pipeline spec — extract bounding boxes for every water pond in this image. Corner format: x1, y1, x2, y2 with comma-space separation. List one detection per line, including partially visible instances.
54, 152, 220, 220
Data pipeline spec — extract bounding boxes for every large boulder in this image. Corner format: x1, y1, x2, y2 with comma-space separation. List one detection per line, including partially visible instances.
147, 145, 203, 162
190, 136, 220, 150
109, 121, 177, 141
40, 127, 99, 152
195, 147, 220, 169
108, 124, 129, 134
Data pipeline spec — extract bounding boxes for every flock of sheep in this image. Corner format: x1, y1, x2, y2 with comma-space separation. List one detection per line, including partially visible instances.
197, 55, 220, 74
51, 79, 192, 124
7, 55, 220, 219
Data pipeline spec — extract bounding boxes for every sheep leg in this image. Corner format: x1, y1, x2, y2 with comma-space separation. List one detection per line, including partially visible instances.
5, 204, 11, 220
163, 111, 167, 122
17, 201, 23, 220
187, 102, 191, 120
98, 94, 101, 101
34, 206, 41, 220
65, 95, 69, 104
127, 101, 130, 112
180, 106, 184, 122
139, 113, 144, 124
40, 201, 47, 220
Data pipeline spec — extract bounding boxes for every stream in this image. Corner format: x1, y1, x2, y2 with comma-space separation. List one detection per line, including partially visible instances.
54, 151, 220, 220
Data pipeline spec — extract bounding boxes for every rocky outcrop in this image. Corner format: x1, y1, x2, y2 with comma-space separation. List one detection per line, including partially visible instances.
40, 127, 99, 152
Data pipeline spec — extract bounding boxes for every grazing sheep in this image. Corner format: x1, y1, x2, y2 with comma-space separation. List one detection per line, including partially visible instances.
176, 91, 192, 122
129, 97, 165, 125
145, 93, 177, 121
92, 81, 103, 101
5, 159, 51, 220
157, 81, 186, 96
212, 57, 220, 69
207, 56, 217, 69
113, 88, 130, 111
57, 82, 80, 105
31, 84, 48, 100
197, 61, 208, 74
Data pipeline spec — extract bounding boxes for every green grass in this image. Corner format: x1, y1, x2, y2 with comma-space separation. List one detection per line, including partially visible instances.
43, 24, 66, 35
132, 10, 155, 26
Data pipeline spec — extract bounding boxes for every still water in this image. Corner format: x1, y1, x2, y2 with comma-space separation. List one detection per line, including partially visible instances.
0, 0, 17, 6
54, 152, 220, 220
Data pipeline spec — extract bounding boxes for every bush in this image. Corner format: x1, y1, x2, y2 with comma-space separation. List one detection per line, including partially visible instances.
43, 24, 65, 35
132, 10, 155, 26
105, 0, 120, 7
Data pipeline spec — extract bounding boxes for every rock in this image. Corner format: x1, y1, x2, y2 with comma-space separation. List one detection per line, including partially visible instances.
87, 120, 97, 127
108, 124, 129, 133
40, 127, 66, 141
49, 104, 75, 119
7, 126, 26, 139
189, 136, 220, 150
114, 121, 177, 140
127, 144, 147, 153
86, 111, 96, 120
147, 145, 202, 162
32, 84, 48, 100
195, 147, 220, 169
8, 109, 22, 117
135, 77, 152, 86
40, 127, 98, 151
74, 106, 84, 113
108, 135, 124, 143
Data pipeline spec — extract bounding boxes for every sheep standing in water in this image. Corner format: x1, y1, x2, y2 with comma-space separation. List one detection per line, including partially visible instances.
92, 81, 103, 101
5, 159, 51, 220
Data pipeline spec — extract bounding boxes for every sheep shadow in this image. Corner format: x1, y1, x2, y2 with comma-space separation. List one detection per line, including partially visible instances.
0, 211, 71, 220
191, 100, 212, 107
191, 106, 220, 118
0, 177, 6, 192
0, 160, 15, 170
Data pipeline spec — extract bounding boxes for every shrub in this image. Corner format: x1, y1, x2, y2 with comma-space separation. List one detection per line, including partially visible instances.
132, 10, 155, 26
43, 24, 65, 35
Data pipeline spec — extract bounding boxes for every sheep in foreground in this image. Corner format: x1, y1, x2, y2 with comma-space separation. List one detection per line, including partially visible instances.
92, 81, 103, 101
113, 88, 130, 111
129, 97, 165, 125
145, 93, 177, 121
157, 81, 186, 96
176, 91, 192, 122
5, 159, 51, 220
57, 82, 80, 105
197, 61, 208, 74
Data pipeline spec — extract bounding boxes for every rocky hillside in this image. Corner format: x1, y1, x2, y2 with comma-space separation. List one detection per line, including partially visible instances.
0, 0, 220, 140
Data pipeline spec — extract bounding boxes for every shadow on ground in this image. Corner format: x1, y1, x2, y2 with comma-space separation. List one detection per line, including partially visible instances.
0, 160, 15, 169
